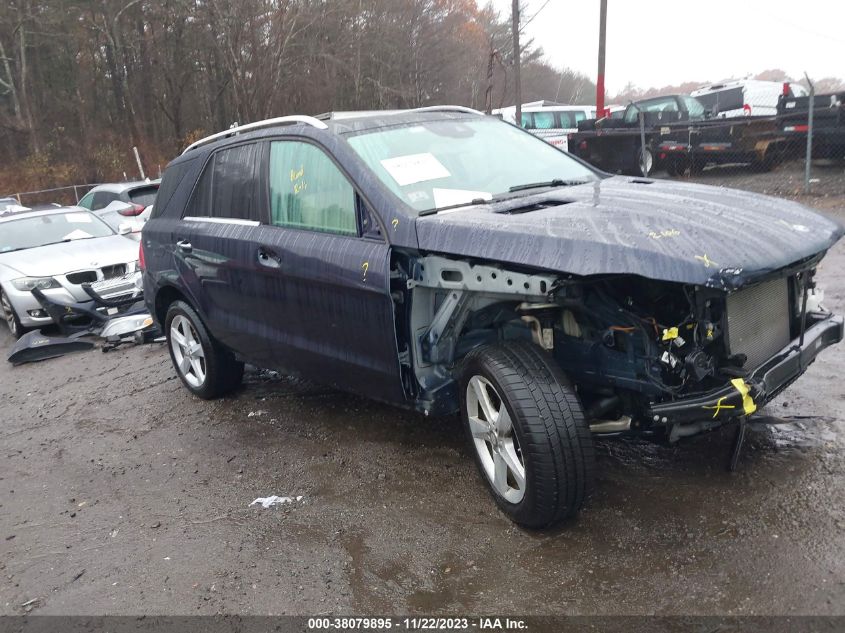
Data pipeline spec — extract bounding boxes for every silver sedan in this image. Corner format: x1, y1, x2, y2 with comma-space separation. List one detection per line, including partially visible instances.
0, 207, 140, 337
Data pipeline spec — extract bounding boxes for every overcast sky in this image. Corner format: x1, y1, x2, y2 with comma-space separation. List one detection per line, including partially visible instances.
487, 0, 845, 94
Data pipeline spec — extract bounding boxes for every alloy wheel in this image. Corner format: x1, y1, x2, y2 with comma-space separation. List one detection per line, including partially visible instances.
1, 292, 18, 337
170, 314, 206, 388
466, 375, 526, 503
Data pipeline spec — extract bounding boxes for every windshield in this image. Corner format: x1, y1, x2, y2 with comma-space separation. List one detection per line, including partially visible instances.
0, 211, 114, 253
346, 117, 599, 212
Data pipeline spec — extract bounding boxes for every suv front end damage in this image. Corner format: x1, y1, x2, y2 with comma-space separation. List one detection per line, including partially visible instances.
399, 253, 842, 443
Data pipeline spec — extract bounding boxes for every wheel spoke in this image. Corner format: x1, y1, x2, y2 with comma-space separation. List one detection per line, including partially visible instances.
190, 357, 204, 381
188, 341, 204, 358
171, 329, 187, 348
493, 451, 509, 495
471, 378, 497, 423
500, 440, 525, 490
178, 355, 191, 374
468, 415, 489, 439
496, 405, 513, 436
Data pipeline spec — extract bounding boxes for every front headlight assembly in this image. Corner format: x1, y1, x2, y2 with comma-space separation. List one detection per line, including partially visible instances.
11, 277, 61, 291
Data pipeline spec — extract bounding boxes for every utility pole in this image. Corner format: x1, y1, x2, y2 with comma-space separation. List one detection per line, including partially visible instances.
596, 0, 607, 116
512, 0, 521, 125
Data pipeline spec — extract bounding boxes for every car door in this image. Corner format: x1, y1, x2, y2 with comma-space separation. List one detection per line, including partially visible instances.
173, 142, 270, 364
248, 138, 405, 404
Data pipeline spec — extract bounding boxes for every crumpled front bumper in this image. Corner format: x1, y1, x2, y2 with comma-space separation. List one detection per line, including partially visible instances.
647, 312, 843, 428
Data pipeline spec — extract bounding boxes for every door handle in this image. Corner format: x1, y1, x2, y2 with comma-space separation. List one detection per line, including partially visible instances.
257, 247, 281, 269
176, 239, 192, 253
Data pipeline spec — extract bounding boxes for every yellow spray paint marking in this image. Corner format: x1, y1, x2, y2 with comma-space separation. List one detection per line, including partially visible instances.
730, 378, 757, 415
694, 254, 718, 268
662, 327, 679, 341
703, 396, 735, 419
361, 261, 369, 282
391, 218, 399, 230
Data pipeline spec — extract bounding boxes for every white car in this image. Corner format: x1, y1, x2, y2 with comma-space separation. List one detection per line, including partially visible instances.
690, 79, 808, 118
0, 207, 140, 337
493, 101, 596, 151
76, 180, 160, 234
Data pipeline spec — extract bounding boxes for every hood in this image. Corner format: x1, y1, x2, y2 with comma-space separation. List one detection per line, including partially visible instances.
415, 177, 844, 290
0, 234, 138, 279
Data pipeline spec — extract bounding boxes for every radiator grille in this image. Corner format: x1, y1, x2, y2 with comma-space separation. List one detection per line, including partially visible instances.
726, 277, 791, 370
66, 270, 97, 285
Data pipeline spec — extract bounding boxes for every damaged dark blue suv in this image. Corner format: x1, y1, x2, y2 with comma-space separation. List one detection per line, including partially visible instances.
142, 107, 843, 528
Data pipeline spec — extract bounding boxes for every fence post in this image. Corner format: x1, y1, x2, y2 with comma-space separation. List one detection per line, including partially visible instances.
804, 72, 815, 194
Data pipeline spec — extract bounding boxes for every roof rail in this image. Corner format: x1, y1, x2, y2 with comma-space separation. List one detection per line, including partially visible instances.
182, 116, 329, 154
406, 105, 486, 116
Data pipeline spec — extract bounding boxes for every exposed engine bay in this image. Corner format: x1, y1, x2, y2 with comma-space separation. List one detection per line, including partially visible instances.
393, 252, 836, 440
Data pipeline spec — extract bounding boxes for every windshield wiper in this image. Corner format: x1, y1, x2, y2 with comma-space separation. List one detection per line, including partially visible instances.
418, 198, 490, 217
508, 179, 589, 192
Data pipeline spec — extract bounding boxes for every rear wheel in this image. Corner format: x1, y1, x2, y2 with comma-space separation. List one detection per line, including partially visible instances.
0, 288, 25, 339
459, 340, 595, 528
665, 156, 689, 177
638, 147, 654, 176
165, 300, 243, 399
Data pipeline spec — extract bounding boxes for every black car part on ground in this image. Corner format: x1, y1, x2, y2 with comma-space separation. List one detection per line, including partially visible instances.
7, 329, 94, 365
30, 282, 146, 337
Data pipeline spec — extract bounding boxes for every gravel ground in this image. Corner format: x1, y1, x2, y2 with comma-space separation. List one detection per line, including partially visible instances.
1, 198, 844, 617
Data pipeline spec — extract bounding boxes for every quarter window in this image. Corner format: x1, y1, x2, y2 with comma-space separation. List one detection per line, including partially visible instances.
268, 141, 357, 236
91, 191, 119, 211
77, 192, 95, 209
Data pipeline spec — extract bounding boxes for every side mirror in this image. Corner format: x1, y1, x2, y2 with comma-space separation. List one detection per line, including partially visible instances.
118, 223, 132, 236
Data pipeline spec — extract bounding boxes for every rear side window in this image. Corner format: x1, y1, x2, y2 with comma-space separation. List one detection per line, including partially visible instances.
128, 185, 159, 207
268, 140, 357, 236
695, 88, 743, 114
558, 111, 587, 128
532, 112, 556, 129
682, 96, 706, 119
185, 143, 259, 221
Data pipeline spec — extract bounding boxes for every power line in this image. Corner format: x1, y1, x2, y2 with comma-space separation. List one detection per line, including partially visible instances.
519, 0, 551, 33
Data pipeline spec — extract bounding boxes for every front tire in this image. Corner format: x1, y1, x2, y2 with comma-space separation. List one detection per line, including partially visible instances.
459, 340, 595, 528
0, 288, 25, 339
165, 300, 243, 399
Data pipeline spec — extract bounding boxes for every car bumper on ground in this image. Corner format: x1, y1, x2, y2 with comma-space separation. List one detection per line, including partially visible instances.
648, 312, 844, 432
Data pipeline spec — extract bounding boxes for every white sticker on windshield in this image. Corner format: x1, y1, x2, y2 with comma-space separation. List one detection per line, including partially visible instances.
432, 188, 492, 209
62, 229, 93, 240
380, 153, 450, 187
65, 213, 92, 223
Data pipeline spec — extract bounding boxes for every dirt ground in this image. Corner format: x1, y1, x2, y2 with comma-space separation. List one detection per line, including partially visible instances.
1, 199, 844, 617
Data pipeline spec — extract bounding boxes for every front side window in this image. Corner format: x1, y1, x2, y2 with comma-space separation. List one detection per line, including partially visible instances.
346, 117, 599, 213
268, 141, 357, 236
520, 113, 533, 129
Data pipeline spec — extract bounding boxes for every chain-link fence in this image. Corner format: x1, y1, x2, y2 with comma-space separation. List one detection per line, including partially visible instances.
7, 183, 100, 208
566, 85, 845, 200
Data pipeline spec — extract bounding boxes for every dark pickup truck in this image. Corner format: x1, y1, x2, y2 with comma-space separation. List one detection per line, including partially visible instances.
570, 95, 794, 177
778, 90, 845, 160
